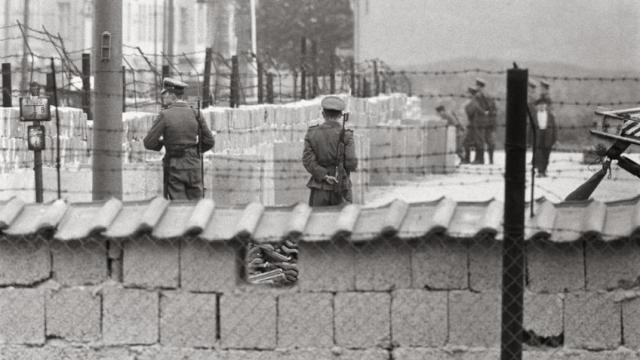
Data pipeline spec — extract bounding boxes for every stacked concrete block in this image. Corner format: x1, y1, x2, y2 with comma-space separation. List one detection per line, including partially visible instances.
0, 289, 45, 345
565, 292, 620, 350
394, 348, 500, 360
412, 237, 468, 290
391, 290, 447, 347
272, 142, 307, 206
46, 288, 101, 342
527, 241, 585, 293
448, 291, 501, 347
622, 296, 640, 348
51, 239, 107, 285
469, 238, 502, 291
220, 293, 277, 349
523, 292, 563, 337
277, 293, 333, 348
423, 119, 448, 174
298, 241, 355, 292
123, 236, 179, 289
334, 292, 391, 348
181, 239, 239, 293
160, 291, 217, 348
354, 240, 412, 291
585, 239, 640, 290
0, 236, 50, 286
103, 288, 158, 345
369, 125, 393, 186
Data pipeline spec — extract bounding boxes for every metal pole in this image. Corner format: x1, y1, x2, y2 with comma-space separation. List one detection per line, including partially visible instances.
50, 58, 61, 200
373, 60, 380, 96
501, 66, 528, 360
350, 60, 356, 96
257, 60, 264, 104
311, 40, 318, 98
20, 0, 29, 94
292, 71, 297, 101
2, 63, 11, 107
266, 72, 274, 104
33, 125, 43, 202
329, 55, 336, 94
202, 48, 212, 108
122, 66, 126, 112
93, 0, 123, 200
82, 53, 91, 119
300, 37, 306, 100
231, 55, 239, 107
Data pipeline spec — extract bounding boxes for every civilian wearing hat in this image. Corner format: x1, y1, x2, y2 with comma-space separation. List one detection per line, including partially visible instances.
532, 97, 557, 177
539, 80, 552, 109
302, 96, 358, 206
436, 104, 466, 164
473, 78, 498, 164
144, 78, 215, 200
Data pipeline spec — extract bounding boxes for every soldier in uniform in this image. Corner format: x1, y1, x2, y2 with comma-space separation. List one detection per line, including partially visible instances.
144, 78, 215, 200
474, 78, 498, 164
302, 96, 358, 206
464, 87, 481, 164
436, 104, 465, 164
539, 80, 552, 109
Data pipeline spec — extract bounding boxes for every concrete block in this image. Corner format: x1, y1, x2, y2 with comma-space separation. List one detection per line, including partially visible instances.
160, 291, 217, 348
123, 236, 179, 289
393, 348, 500, 360
586, 239, 640, 290
277, 293, 333, 348
220, 293, 276, 349
135, 347, 223, 360
298, 241, 355, 292
103, 288, 158, 345
46, 288, 101, 342
334, 292, 390, 348
469, 238, 502, 291
523, 350, 639, 360
391, 289, 447, 347
622, 296, 640, 348
448, 291, 500, 347
527, 241, 585, 293
524, 292, 563, 337
51, 239, 107, 286
565, 291, 620, 350
354, 240, 411, 291
0, 289, 44, 345
412, 236, 467, 290
0, 236, 50, 286
223, 351, 282, 360
340, 349, 390, 360
181, 239, 238, 293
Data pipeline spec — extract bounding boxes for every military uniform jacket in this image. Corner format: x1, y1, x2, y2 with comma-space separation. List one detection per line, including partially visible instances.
474, 92, 497, 128
143, 102, 215, 169
303, 120, 358, 191
465, 98, 483, 131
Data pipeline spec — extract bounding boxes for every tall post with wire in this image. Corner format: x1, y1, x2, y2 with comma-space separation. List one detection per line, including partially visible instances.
202, 48, 212, 108
93, 0, 123, 200
501, 65, 528, 360
82, 53, 91, 119
50, 58, 61, 200
300, 37, 307, 100
2, 63, 11, 107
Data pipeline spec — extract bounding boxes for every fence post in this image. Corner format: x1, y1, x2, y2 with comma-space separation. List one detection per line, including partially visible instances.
2, 63, 11, 107
311, 40, 318, 97
300, 37, 307, 100
122, 66, 126, 112
292, 71, 298, 101
46, 72, 54, 97
373, 60, 380, 96
257, 60, 264, 104
329, 55, 336, 94
350, 60, 356, 96
82, 53, 91, 119
266, 72, 274, 104
202, 47, 212, 108
501, 66, 528, 360
230, 55, 239, 108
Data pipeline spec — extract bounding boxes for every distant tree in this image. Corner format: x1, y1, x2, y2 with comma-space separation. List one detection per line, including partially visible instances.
254, 0, 353, 71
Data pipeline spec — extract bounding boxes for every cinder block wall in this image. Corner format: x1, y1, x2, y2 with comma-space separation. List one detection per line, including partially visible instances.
0, 235, 638, 359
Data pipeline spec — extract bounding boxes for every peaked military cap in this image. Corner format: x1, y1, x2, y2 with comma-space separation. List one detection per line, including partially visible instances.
162, 77, 188, 95
321, 96, 346, 111
540, 80, 550, 89
475, 78, 486, 87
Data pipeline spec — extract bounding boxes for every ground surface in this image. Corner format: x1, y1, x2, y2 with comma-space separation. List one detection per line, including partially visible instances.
1, 151, 638, 205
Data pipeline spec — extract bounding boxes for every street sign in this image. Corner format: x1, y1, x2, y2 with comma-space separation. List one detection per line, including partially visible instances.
19, 96, 51, 121
27, 125, 46, 151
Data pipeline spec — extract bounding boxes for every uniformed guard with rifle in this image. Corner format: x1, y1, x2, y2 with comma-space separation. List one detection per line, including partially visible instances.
302, 96, 358, 206
144, 78, 215, 200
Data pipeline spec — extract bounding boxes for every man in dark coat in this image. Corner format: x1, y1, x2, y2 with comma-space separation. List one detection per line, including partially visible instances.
144, 78, 216, 200
302, 96, 358, 206
532, 98, 557, 177
474, 78, 498, 164
464, 87, 483, 164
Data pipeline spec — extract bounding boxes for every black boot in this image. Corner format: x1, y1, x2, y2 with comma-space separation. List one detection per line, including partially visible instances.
472, 150, 484, 164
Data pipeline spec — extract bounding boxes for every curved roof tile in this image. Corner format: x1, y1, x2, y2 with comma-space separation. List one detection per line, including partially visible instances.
1, 196, 640, 243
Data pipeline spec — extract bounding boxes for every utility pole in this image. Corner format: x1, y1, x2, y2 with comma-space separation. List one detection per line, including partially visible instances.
93, 0, 123, 200
20, 0, 30, 93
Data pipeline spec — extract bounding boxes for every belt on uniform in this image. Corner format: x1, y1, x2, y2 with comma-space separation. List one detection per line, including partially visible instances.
165, 144, 197, 158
